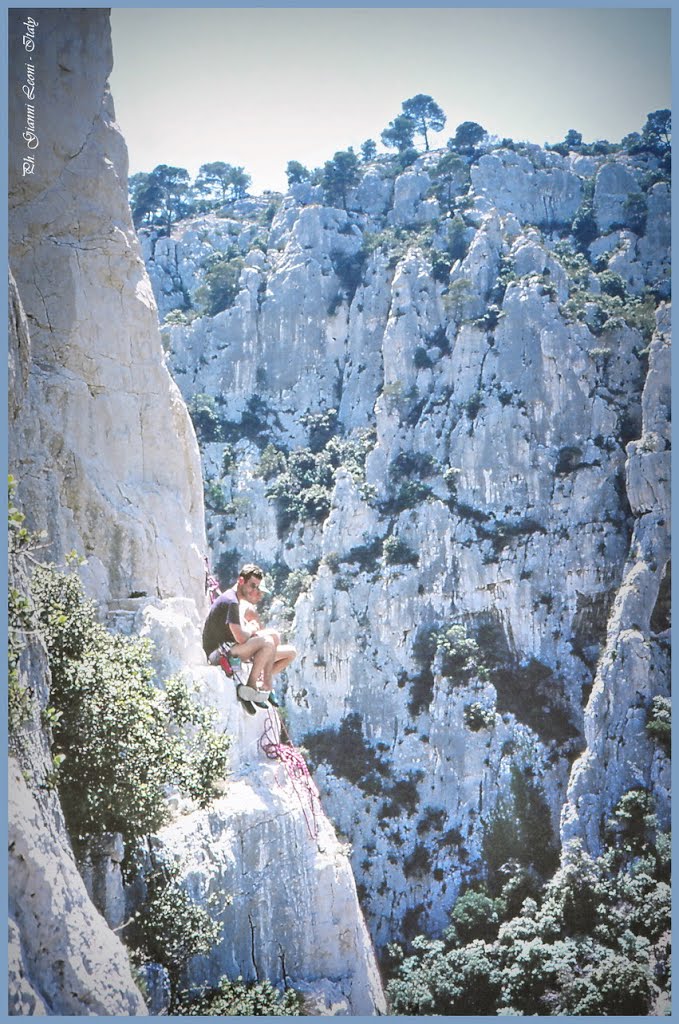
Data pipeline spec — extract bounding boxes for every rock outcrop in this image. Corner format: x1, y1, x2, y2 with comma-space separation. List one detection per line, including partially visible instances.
8, 7, 206, 609
147, 134, 670, 949
561, 305, 671, 852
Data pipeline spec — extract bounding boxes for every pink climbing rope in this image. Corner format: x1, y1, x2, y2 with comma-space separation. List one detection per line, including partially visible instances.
204, 557, 222, 603
259, 708, 321, 841
204, 556, 320, 841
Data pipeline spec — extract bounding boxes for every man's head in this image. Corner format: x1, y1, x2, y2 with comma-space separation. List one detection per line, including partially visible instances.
237, 563, 268, 603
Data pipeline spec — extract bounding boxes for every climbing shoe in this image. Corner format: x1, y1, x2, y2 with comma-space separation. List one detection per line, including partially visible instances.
237, 683, 263, 703
266, 690, 280, 708
238, 697, 257, 716
236, 684, 259, 715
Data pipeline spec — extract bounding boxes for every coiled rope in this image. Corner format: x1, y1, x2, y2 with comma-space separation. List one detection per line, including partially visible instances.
259, 708, 321, 841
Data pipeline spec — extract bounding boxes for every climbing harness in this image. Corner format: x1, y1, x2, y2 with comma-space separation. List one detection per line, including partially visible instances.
204, 556, 320, 840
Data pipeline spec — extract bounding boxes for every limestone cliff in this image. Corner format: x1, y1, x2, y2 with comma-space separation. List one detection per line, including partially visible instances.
147, 132, 670, 948
8, 8, 385, 1016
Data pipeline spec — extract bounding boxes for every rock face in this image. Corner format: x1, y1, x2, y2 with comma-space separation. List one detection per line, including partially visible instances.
9, 8, 386, 1016
8, 7, 206, 609
561, 306, 671, 852
146, 137, 670, 948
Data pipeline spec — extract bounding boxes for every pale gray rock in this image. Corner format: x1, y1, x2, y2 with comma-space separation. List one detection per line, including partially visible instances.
593, 160, 640, 232
8, 8, 207, 610
9, 759, 148, 1015
561, 308, 671, 854
471, 148, 582, 225
387, 169, 438, 227
351, 166, 394, 216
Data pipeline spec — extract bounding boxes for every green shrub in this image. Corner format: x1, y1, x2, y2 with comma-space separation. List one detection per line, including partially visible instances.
130, 862, 224, 1011
196, 251, 244, 316
8, 478, 41, 734
177, 976, 302, 1016
31, 562, 230, 847
434, 624, 486, 683
383, 535, 419, 567
263, 428, 375, 534
448, 888, 504, 944
204, 479, 228, 513
387, 827, 669, 1016
187, 393, 222, 444
571, 200, 598, 250
463, 701, 495, 731
646, 695, 671, 753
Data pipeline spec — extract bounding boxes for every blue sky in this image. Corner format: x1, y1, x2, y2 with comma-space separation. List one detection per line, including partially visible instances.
109, 6, 671, 195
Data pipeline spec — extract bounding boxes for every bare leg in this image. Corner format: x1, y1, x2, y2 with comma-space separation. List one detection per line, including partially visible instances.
250, 638, 276, 689
272, 644, 297, 677
228, 635, 274, 688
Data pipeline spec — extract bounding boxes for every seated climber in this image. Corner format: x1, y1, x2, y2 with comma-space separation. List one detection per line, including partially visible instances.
202, 563, 296, 711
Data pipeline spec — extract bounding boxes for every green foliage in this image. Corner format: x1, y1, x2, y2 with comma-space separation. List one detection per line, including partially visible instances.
257, 442, 287, 481
646, 695, 671, 753
448, 888, 504, 944
177, 976, 302, 1016
31, 562, 230, 846
463, 701, 495, 732
434, 623, 487, 683
383, 535, 419, 568
571, 197, 598, 250
263, 427, 375, 534
187, 393, 222, 443
381, 449, 436, 514
430, 152, 469, 213
623, 191, 649, 234
279, 568, 313, 609
130, 164, 192, 234
322, 148, 360, 209
449, 120, 487, 154
196, 250, 244, 317
204, 479, 227, 513
387, 830, 670, 1015
562, 279, 657, 342
483, 766, 559, 887
8, 478, 43, 734
401, 94, 446, 151
380, 113, 416, 154
597, 269, 627, 299
329, 248, 367, 306
130, 861, 224, 1011
163, 307, 197, 326
194, 161, 250, 203
637, 108, 671, 172
360, 138, 377, 162
286, 160, 310, 186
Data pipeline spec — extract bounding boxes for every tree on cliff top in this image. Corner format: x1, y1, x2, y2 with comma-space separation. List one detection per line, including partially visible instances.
381, 113, 416, 154
195, 161, 251, 203
322, 148, 360, 209
402, 94, 447, 151
449, 121, 488, 154
130, 164, 192, 235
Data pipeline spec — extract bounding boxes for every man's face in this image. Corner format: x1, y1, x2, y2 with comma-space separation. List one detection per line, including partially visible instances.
239, 575, 263, 603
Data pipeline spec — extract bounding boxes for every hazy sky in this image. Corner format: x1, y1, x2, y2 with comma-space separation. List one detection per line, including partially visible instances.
109, 6, 671, 195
